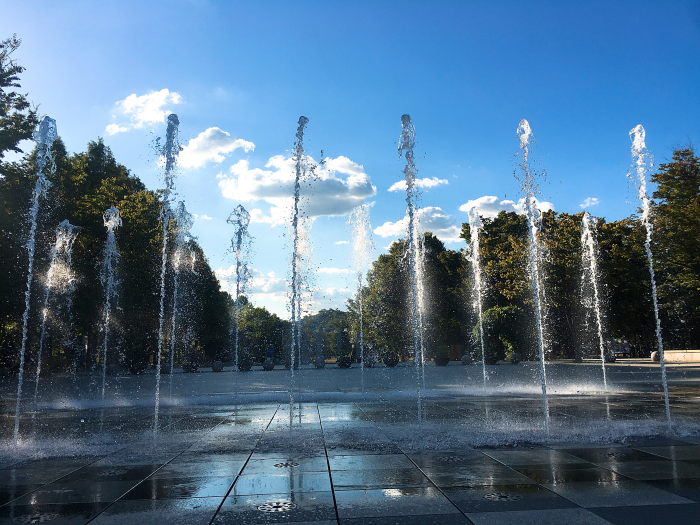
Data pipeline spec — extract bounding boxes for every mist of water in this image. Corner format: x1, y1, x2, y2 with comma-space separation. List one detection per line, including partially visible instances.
100, 207, 121, 399
515, 119, 550, 433
227, 204, 252, 371
468, 207, 488, 388
348, 204, 375, 385
14, 116, 57, 445
154, 114, 180, 435
581, 212, 608, 390
399, 114, 424, 421
628, 124, 671, 428
169, 201, 194, 392
33, 220, 80, 410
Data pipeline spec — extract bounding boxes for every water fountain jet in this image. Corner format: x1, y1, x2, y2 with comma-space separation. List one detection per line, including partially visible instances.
581, 212, 608, 390
227, 204, 252, 371
14, 116, 56, 445
154, 113, 180, 435
515, 119, 550, 433
33, 220, 80, 409
628, 124, 671, 428
468, 207, 488, 388
100, 206, 121, 399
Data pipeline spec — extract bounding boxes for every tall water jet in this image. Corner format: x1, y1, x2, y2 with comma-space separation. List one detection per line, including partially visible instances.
154, 114, 180, 434
398, 114, 424, 420
33, 220, 80, 409
468, 207, 488, 388
515, 119, 549, 432
581, 212, 608, 390
169, 201, 194, 388
289, 116, 309, 407
227, 204, 252, 371
14, 116, 56, 445
100, 207, 121, 399
348, 204, 375, 380
628, 124, 671, 427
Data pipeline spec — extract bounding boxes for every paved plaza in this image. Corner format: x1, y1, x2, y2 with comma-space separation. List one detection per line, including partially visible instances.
1, 360, 700, 524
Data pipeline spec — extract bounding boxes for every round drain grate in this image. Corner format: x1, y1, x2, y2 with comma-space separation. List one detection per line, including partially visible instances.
484, 492, 523, 502
273, 461, 300, 468
258, 501, 297, 512
13, 513, 60, 524
437, 456, 468, 462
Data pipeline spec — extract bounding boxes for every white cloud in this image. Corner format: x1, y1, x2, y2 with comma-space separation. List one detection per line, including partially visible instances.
199, 214, 213, 221
388, 177, 449, 192
318, 267, 350, 274
217, 154, 376, 226
335, 240, 349, 245
374, 206, 463, 243
118, 88, 182, 128
458, 195, 554, 218
580, 197, 599, 209
325, 288, 351, 295
107, 89, 182, 134
178, 127, 255, 169
105, 123, 128, 135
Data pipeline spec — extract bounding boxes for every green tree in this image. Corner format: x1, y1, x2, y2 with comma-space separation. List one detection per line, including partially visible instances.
0, 35, 38, 165
651, 148, 700, 348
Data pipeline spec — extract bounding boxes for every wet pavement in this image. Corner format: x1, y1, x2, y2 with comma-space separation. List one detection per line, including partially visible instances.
0, 397, 700, 524
2, 361, 700, 523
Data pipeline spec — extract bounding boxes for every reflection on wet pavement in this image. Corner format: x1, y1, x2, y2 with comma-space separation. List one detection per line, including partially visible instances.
1, 394, 700, 524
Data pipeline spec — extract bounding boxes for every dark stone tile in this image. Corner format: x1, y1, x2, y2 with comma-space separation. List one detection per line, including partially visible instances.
0, 484, 42, 505
644, 478, 700, 502
12, 480, 138, 505
332, 468, 431, 490
482, 450, 587, 467
231, 472, 332, 495
89, 497, 223, 525
513, 464, 628, 484
329, 455, 413, 471
326, 445, 403, 456
625, 437, 696, 447
589, 503, 700, 525
0, 501, 108, 524
121, 476, 235, 500
634, 445, 700, 461
606, 460, 700, 480
443, 484, 577, 513
423, 464, 533, 488
466, 508, 613, 525
151, 460, 245, 479
335, 487, 459, 519
544, 480, 694, 508
341, 515, 470, 525
61, 465, 161, 483
213, 491, 336, 523
561, 448, 670, 465
0, 467, 82, 486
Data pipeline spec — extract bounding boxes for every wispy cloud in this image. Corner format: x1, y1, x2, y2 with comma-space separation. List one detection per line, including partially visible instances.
579, 197, 599, 209
106, 89, 183, 135
459, 195, 554, 218
178, 127, 254, 169
388, 177, 448, 192
335, 240, 349, 245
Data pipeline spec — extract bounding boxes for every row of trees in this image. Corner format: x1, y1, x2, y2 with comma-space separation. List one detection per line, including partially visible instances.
343, 148, 700, 363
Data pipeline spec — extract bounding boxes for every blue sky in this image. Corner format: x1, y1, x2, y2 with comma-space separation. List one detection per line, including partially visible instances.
3, 0, 699, 317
